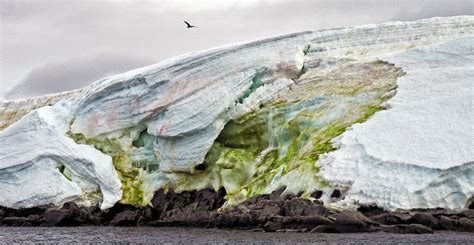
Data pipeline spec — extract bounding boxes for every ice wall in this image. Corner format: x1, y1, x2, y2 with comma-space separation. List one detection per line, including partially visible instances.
0, 16, 473, 210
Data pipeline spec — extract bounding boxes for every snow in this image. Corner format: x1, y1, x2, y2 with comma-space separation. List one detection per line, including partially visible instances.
319, 37, 474, 210
0, 101, 122, 209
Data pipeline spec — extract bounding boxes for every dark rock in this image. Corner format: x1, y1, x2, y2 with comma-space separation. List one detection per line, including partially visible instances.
296, 191, 305, 197
282, 199, 310, 216
41, 210, 68, 227
2, 217, 28, 226
214, 187, 227, 209
195, 190, 215, 211
61, 202, 81, 217
2, 207, 20, 218
17, 205, 51, 217
410, 212, 439, 229
235, 213, 254, 227
357, 204, 387, 217
459, 209, 474, 220
330, 189, 342, 199
302, 203, 330, 216
269, 186, 286, 200
137, 206, 161, 226
258, 203, 281, 222
371, 212, 412, 225
194, 163, 206, 171
296, 215, 334, 228
27, 215, 41, 226
81, 206, 101, 225
457, 217, 474, 232
382, 224, 434, 234
208, 213, 223, 228
284, 194, 298, 200
263, 220, 283, 231
279, 228, 307, 232
330, 211, 377, 233
101, 203, 137, 223
439, 215, 455, 230
246, 194, 270, 206
217, 213, 242, 228
310, 190, 323, 199
310, 225, 339, 233
411, 208, 447, 216
186, 211, 212, 227
151, 189, 167, 211
110, 210, 139, 226
22, 221, 33, 227
333, 210, 376, 226
468, 199, 474, 209
281, 216, 298, 225
160, 208, 182, 221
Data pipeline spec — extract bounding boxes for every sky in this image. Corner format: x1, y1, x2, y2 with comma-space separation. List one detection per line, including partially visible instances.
1, 0, 473, 100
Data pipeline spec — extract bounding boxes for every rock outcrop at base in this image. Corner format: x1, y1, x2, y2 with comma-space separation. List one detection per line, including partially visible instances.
1, 188, 473, 233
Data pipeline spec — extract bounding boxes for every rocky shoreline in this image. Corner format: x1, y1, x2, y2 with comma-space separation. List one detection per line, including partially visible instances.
1, 188, 473, 234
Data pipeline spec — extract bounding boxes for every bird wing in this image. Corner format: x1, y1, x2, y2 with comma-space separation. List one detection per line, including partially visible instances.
184, 21, 191, 27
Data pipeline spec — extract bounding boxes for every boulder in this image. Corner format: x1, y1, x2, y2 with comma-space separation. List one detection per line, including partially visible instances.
457, 217, 474, 232
269, 186, 286, 200
333, 210, 376, 226
151, 189, 167, 211
357, 204, 387, 217
296, 215, 334, 228
410, 212, 439, 229
310, 225, 339, 233
459, 209, 474, 220
2, 217, 28, 226
258, 203, 281, 222
302, 203, 330, 216
137, 206, 161, 226
382, 224, 434, 234
371, 212, 412, 225
110, 210, 139, 226
330, 189, 342, 199
40, 210, 68, 227
310, 190, 323, 199
438, 215, 456, 231
281, 199, 310, 216
263, 219, 283, 232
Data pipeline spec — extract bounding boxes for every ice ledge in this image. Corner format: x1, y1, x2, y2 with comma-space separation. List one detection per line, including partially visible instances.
319, 37, 474, 210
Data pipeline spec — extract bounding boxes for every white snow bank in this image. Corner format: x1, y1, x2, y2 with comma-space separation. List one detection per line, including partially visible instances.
0, 102, 122, 209
319, 37, 474, 210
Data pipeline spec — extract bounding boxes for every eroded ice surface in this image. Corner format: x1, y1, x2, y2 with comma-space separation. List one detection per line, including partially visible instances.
0, 101, 121, 209
0, 16, 473, 210
319, 37, 474, 210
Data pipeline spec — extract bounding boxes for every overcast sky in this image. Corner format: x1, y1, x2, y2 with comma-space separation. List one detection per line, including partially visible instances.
1, 0, 473, 99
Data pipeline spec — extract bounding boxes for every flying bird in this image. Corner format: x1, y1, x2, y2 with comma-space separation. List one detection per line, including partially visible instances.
184, 21, 197, 28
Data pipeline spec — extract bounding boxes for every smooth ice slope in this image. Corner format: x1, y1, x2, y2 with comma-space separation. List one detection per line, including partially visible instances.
319, 37, 474, 210
0, 16, 473, 210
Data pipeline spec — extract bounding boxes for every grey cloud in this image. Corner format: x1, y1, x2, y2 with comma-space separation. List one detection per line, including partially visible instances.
5, 54, 154, 99
391, 0, 473, 21
1, 0, 473, 99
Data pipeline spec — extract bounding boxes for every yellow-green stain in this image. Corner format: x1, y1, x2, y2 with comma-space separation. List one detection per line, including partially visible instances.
69, 132, 146, 206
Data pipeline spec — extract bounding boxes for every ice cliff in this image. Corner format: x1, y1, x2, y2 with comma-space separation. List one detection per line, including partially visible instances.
1, 16, 473, 211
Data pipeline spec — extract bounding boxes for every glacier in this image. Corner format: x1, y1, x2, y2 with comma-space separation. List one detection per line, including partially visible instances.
0, 16, 473, 211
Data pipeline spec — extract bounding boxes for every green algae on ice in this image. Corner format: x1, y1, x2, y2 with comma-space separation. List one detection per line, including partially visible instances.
214, 60, 404, 206
67, 60, 403, 208
69, 132, 146, 206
